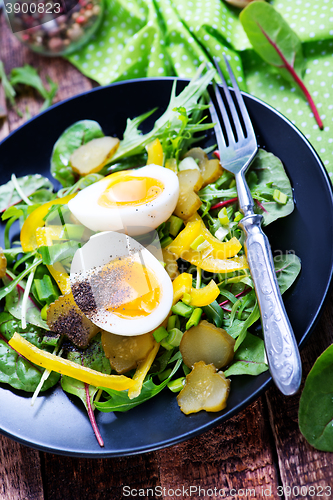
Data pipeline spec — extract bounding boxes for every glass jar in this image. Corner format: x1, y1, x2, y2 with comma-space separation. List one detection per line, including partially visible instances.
7, 0, 104, 56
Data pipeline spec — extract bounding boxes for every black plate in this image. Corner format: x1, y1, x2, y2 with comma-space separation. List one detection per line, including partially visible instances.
0, 78, 333, 458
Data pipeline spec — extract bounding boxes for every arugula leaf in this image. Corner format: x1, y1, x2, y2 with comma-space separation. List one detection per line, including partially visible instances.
240, 2, 323, 129
96, 359, 182, 412
110, 68, 216, 163
10, 65, 58, 112
0, 257, 42, 301
299, 344, 333, 451
0, 311, 60, 392
51, 120, 104, 187
0, 174, 53, 213
224, 332, 268, 377
0, 60, 16, 107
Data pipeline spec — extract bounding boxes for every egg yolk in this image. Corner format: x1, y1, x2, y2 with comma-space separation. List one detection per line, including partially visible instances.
98, 173, 164, 207
96, 255, 161, 319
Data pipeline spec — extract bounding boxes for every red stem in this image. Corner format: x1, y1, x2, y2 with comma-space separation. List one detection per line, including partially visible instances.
210, 197, 238, 211
219, 287, 252, 308
259, 24, 323, 130
85, 383, 104, 448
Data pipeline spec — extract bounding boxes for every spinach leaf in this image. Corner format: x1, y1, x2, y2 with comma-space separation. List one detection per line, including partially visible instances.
274, 253, 301, 294
61, 334, 111, 410
0, 174, 53, 213
96, 359, 182, 412
50, 120, 104, 187
199, 149, 293, 226
224, 332, 268, 377
251, 149, 294, 225
3, 275, 49, 330
239, 2, 322, 129
299, 345, 333, 452
0, 311, 60, 392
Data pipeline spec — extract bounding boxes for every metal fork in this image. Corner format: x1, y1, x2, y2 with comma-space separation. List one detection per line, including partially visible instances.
210, 55, 302, 396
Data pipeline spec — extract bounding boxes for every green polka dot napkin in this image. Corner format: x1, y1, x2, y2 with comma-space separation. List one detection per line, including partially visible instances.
67, 0, 333, 175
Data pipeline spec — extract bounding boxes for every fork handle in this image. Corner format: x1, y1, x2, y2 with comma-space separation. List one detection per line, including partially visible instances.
239, 213, 302, 395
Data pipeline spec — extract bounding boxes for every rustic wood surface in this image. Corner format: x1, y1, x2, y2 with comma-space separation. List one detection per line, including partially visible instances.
1, 11, 333, 500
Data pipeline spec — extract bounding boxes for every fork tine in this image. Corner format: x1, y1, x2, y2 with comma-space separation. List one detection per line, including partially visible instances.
213, 56, 244, 141
220, 55, 255, 140
209, 93, 227, 149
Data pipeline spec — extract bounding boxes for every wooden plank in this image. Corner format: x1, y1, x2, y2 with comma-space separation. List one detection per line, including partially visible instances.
157, 398, 279, 499
0, 435, 44, 500
0, 14, 93, 133
266, 291, 333, 499
42, 452, 160, 500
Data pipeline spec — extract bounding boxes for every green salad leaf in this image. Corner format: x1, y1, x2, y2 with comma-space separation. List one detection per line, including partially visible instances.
0, 312, 60, 392
299, 345, 333, 452
61, 334, 111, 410
51, 120, 105, 187
199, 149, 293, 226
96, 359, 182, 412
109, 68, 216, 163
239, 2, 322, 129
0, 60, 16, 107
275, 254, 301, 294
3, 275, 49, 330
0, 174, 53, 213
10, 65, 58, 112
224, 332, 267, 377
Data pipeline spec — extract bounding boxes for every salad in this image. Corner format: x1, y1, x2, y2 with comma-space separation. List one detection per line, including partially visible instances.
0, 69, 301, 447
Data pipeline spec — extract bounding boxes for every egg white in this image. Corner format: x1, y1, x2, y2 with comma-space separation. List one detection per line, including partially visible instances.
67, 164, 179, 236
70, 231, 173, 336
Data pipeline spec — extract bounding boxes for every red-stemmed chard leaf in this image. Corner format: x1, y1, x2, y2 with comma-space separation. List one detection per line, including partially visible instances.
240, 2, 323, 129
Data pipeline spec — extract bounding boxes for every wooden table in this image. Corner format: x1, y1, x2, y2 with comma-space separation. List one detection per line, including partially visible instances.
1, 13, 333, 500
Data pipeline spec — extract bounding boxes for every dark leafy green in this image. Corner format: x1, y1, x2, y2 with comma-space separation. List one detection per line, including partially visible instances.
275, 253, 301, 294
38, 241, 81, 266
96, 359, 182, 412
61, 334, 111, 411
299, 345, 333, 451
239, 2, 322, 129
199, 149, 294, 226
109, 68, 216, 163
0, 60, 16, 107
224, 332, 268, 377
0, 312, 60, 392
10, 65, 58, 112
50, 120, 104, 187
3, 275, 49, 330
0, 174, 53, 213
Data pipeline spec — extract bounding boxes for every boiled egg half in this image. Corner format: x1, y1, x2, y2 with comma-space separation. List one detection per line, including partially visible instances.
70, 231, 173, 336
67, 164, 179, 236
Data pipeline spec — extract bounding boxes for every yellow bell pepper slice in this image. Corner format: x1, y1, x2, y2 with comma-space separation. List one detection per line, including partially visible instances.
146, 138, 164, 166
190, 280, 220, 307
128, 340, 160, 399
172, 272, 192, 305
189, 254, 248, 273
166, 214, 245, 272
9, 332, 135, 391
20, 194, 76, 253
35, 227, 71, 295
167, 220, 201, 257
